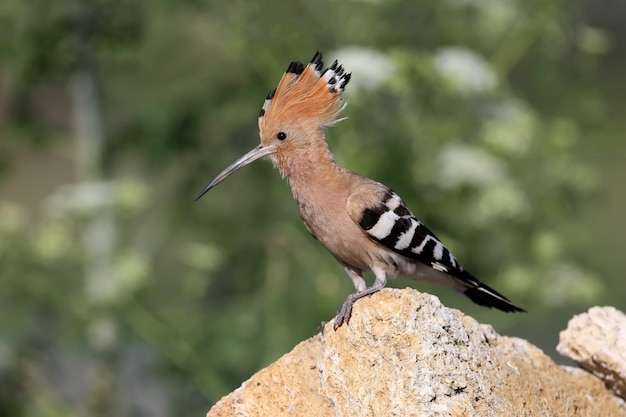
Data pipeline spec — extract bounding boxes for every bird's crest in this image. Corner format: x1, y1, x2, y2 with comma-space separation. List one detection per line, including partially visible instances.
258, 51, 351, 130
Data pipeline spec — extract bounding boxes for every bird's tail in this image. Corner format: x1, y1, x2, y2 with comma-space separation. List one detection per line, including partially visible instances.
460, 278, 526, 313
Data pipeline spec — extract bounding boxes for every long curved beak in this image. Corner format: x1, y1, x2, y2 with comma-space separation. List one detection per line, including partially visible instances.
194, 144, 276, 201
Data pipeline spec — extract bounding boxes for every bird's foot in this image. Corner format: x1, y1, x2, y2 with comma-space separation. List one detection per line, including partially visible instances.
333, 284, 386, 330
317, 320, 328, 332
333, 296, 355, 330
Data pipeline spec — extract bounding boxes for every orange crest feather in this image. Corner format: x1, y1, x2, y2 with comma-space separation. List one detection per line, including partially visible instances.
258, 51, 351, 130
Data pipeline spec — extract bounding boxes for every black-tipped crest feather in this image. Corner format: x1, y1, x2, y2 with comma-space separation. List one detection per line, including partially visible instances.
257, 51, 351, 129
286, 61, 305, 74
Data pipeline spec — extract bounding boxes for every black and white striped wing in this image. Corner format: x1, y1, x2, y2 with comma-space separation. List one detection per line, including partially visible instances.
355, 190, 463, 277
347, 188, 525, 313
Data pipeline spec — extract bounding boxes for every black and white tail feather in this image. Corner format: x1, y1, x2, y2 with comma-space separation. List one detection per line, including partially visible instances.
358, 189, 525, 313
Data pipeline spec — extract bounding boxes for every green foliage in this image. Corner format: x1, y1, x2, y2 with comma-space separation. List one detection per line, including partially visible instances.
0, 0, 623, 415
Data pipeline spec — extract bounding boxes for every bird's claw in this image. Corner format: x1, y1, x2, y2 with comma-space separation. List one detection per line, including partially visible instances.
317, 320, 328, 332
333, 298, 354, 330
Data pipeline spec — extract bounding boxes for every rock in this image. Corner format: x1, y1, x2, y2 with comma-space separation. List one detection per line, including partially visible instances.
557, 306, 626, 400
207, 288, 626, 417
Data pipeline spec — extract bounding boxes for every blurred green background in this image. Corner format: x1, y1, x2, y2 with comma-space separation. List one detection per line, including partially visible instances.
1, 0, 625, 415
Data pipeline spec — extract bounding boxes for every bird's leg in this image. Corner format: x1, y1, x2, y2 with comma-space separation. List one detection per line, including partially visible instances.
343, 265, 367, 292
334, 266, 387, 330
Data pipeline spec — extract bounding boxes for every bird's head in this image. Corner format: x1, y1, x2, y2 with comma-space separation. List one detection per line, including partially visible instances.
195, 51, 351, 201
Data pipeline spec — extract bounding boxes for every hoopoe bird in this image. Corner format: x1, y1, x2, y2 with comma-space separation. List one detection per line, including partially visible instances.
196, 51, 525, 330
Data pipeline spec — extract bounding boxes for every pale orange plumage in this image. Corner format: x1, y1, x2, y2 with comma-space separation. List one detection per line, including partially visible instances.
260, 58, 346, 134
196, 51, 524, 330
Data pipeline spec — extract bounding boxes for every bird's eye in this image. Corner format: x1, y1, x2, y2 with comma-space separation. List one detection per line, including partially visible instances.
276, 132, 287, 141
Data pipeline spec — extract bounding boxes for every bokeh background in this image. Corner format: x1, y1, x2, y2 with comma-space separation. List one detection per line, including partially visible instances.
1, 0, 625, 415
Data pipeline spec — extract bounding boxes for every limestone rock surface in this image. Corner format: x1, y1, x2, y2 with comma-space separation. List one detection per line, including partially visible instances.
207, 288, 626, 417
557, 306, 626, 400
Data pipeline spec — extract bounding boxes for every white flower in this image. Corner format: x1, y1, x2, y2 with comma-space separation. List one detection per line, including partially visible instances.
47, 181, 116, 215
577, 25, 611, 55
481, 99, 535, 157
444, 0, 518, 38
87, 316, 118, 350
433, 47, 497, 94
437, 143, 505, 189
471, 180, 529, 224
543, 263, 603, 306
332, 47, 394, 92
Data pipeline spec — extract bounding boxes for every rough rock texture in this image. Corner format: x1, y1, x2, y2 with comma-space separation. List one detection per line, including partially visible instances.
207, 289, 626, 417
557, 306, 626, 400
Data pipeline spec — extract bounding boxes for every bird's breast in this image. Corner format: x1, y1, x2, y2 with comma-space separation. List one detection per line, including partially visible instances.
292, 192, 369, 272
295, 195, 391, 275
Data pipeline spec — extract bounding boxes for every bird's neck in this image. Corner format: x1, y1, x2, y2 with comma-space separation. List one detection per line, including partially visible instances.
275, 134, 351, 204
